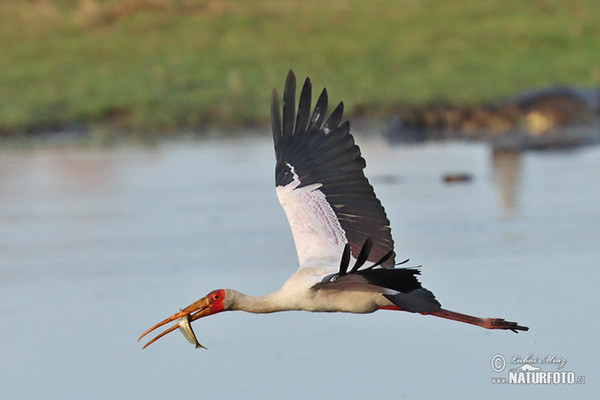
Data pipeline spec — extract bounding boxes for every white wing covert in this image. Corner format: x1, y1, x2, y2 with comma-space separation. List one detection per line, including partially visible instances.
272, 71, 395, 269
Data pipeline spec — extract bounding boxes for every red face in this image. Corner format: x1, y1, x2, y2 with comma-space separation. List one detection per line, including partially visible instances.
205, 289, 226, 315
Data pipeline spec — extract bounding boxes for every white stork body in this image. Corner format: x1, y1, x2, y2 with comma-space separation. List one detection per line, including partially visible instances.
225, 278, 384, 314
139, 71, 528, 349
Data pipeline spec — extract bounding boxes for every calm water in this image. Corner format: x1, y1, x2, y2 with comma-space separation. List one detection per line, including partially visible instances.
1, 136, 598, 399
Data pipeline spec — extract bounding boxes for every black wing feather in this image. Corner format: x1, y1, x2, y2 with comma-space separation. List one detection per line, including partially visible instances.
351, 238, 373, 272
308, 89, 328, 132
323, 102, 344, 132
294, 78, 312, 135
339, 244, 351, 276
282, 71, 296, 138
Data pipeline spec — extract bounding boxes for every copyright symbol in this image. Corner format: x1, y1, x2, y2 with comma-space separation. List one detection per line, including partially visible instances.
491, 354, 506, 372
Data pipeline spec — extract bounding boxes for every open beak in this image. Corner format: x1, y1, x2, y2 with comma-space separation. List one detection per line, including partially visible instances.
138, 297, 211, 349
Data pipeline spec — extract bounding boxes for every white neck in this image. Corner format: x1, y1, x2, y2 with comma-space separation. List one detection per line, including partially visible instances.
225, 289, 298, 313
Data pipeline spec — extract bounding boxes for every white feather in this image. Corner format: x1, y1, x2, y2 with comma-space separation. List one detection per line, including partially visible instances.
276, 166, 347, 269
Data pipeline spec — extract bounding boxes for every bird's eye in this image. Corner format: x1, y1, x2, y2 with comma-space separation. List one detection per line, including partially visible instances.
213, 294, 220, 300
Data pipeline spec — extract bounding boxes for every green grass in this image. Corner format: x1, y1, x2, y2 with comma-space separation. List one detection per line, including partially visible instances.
1, 0, 599, 136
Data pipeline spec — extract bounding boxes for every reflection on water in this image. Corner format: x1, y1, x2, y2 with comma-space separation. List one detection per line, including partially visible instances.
491, 149, 522, 213
0, 138, 598, 400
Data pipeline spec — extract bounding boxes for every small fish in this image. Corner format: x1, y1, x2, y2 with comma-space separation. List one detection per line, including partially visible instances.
178, 314, 206, 349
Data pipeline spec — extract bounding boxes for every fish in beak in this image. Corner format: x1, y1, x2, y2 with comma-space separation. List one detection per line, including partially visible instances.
178, 314, 206, 349
138, 289, 225, 349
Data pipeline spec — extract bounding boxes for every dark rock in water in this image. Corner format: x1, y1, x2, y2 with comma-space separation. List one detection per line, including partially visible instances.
386, 86, 600, 150
442, 173, 473, 183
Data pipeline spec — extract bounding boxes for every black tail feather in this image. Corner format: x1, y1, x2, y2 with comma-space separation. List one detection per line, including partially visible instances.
384, 289, 441, 313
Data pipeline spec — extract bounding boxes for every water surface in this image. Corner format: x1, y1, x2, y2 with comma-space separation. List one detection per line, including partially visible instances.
1, 137, 598, 398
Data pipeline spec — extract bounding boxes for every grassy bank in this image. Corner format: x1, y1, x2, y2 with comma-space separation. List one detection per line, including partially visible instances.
1, 0, 599, 136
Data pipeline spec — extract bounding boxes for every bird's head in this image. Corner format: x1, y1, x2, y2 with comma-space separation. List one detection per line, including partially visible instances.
138, 289, 229, 349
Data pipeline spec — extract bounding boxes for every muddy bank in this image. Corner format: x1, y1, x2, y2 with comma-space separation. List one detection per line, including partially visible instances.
386, 86, 600, 150
5, 86, 599, 151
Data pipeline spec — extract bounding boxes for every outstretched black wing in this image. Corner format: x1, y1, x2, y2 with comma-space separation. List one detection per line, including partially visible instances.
272, 70, 395, 268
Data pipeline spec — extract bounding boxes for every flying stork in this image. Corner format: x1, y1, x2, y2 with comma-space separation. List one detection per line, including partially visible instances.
139, 71, 528, 349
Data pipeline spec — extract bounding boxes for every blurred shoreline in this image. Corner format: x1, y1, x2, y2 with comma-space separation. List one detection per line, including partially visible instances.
2, 0, 599, 138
